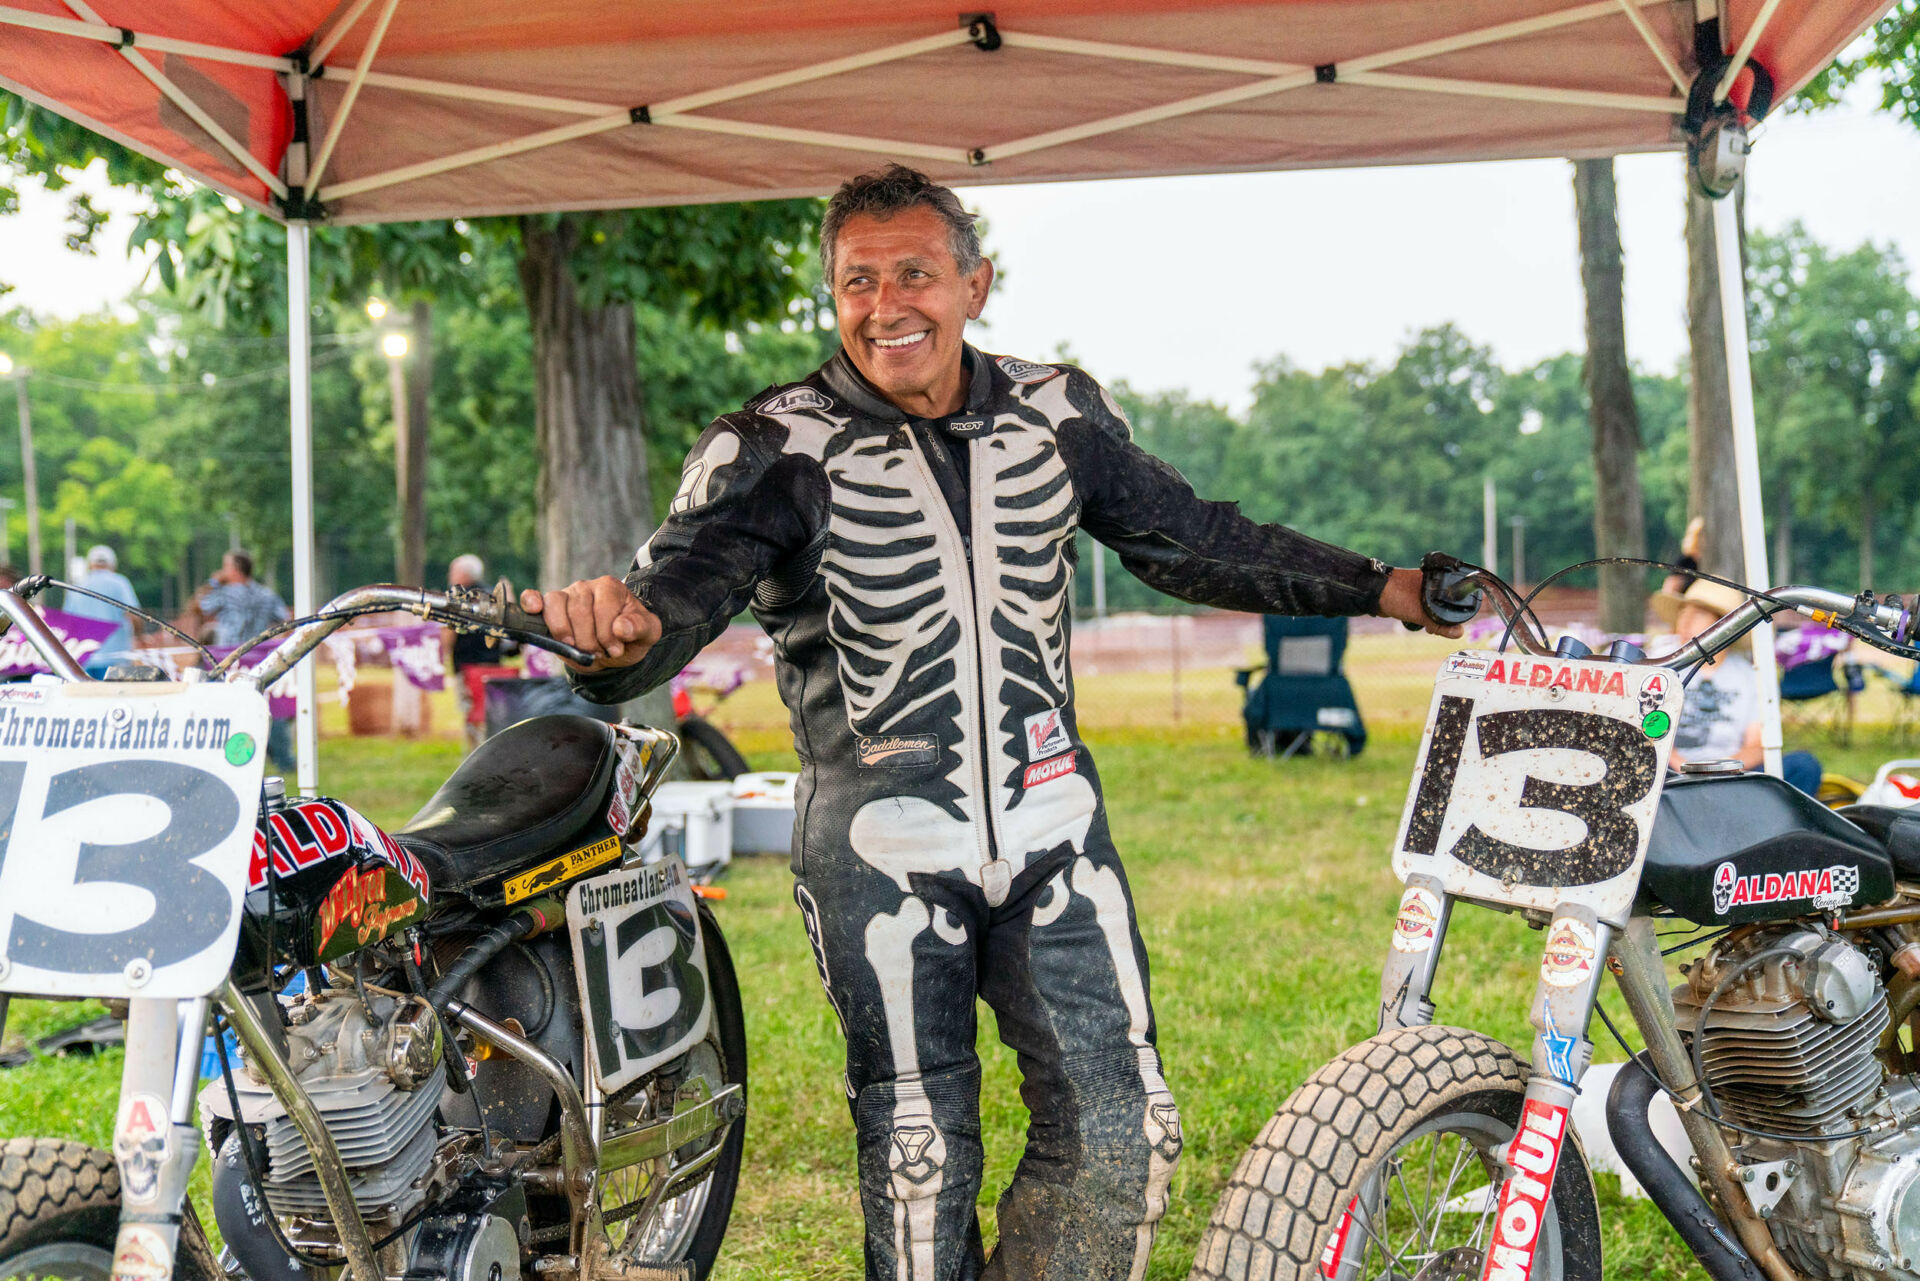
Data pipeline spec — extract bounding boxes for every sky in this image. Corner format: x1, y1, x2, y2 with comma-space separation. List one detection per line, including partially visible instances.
2, 92, 1918, 411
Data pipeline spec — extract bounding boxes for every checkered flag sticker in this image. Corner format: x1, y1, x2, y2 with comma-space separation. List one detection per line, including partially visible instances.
1830, 865, 1861, 898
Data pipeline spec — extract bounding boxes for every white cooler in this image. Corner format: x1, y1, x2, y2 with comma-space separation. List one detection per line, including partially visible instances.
730, 771, 798, 856
639, 782, 735, 873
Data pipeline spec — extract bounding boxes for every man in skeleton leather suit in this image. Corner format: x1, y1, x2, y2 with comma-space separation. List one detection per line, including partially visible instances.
527, 166, 1459, 1281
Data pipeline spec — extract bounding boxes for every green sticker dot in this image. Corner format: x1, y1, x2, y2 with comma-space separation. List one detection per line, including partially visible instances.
225, 732, 256, 766
1642, 710, 1671, 740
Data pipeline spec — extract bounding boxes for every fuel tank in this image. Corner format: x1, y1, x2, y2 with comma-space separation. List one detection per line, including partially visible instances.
1640, 770, 1892, 924
232, 794, 433, 987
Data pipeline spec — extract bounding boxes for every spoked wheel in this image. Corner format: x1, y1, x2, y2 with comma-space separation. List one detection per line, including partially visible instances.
1189, 1025, 1601, 1281
1, 1139, 217, 1281
597, 904, 747, 1278
676, 717, 749, 782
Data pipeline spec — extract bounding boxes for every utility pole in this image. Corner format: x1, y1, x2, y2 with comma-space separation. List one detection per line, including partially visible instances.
1509, 516, 1528, 592
1092, 540, 1107, 621
1482, 475, 1497, 573
0, 357, 42, 577
63, 516, 76, 579
0, 497, 14, 568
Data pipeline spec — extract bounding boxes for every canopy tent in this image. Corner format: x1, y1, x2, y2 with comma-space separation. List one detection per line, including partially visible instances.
0, 0, 1894, 792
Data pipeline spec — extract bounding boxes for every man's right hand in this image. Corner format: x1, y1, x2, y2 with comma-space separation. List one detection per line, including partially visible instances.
519, 577, 662, 673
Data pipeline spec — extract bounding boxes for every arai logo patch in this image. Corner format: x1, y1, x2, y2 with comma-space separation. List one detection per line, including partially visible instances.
757, 386, 832, 416
1712, 861, 1860, 915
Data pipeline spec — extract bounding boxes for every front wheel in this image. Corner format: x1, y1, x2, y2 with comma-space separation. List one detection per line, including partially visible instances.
1189, 1025, 1601, 1281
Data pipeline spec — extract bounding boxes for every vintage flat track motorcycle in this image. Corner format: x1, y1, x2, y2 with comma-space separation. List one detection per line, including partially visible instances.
1193, 564, 1920, 1281
0, 580, 745, 1281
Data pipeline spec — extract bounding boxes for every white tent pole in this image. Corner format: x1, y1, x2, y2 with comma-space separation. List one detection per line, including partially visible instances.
306, 0, 401, 195
310, 0, 378, 70
1339, 72, 1676, 114
288, 222, 319, 796
0, 5, 292, 69
1614, 0, 1690, 93
1716, 0, 1784, 102
1712, 190, 1782, 777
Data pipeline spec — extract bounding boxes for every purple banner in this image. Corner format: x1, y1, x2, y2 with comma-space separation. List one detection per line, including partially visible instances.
0, 607, 120, 677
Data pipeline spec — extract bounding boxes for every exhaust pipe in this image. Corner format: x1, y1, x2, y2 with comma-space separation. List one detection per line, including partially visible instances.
1607, 1060, 1764, 1281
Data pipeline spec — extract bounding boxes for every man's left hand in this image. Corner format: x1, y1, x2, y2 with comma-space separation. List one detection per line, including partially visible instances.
1377, 567, 1467, 638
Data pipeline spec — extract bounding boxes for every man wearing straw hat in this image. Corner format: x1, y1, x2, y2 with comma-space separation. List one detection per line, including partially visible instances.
1654, 576, 1823, 794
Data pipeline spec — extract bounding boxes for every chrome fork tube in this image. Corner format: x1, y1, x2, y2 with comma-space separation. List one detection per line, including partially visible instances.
1610, 917, 1803, 1281
220, 980, 383, 1281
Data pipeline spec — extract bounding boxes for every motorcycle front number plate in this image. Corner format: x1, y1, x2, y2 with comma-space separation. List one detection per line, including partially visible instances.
1390, 651, 1684, 923
567, 857, 713, 1095
0, 682, 270, 998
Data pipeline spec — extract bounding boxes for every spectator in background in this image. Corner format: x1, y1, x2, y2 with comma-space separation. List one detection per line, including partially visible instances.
1655, 577, 1823, 794
443, 553, 515, 750
191, 551, 295, 770
66, 544, 143, 675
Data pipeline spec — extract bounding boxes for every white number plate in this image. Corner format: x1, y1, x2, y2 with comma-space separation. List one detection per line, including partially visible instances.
0, 682, 270, 998
567, 858, 712, 1094
1391, 652, 1684, 923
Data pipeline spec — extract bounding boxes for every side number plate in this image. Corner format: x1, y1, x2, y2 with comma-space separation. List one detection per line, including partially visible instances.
1391, 653, 1682, 921
567, 858, 712, 1093
0, 683, 270, 998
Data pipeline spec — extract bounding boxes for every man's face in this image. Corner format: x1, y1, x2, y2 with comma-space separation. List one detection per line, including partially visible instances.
831, 205, 992, 413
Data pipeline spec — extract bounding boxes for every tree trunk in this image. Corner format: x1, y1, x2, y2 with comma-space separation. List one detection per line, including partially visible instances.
516, 215, 677, 733
1685, 184, 1746, 583
1573, 158, 1647, 634
1860, 491, 1876, 587
394, 299, 431, 587
1772, 475, 1792, 584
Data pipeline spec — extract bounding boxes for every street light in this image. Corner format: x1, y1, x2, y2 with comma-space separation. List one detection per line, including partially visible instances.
365, 297, 389, 322
0, 353, 41, 576
381, 331, 410, 360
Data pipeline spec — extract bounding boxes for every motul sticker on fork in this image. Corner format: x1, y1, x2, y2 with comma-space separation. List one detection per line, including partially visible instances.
1481, 1098, 1569, 1281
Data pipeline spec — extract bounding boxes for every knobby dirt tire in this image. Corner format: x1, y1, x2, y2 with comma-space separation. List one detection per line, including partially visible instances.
0, 1139, 120, 1280
1188, 1024, 1602, 1281
677, 716, 749, 782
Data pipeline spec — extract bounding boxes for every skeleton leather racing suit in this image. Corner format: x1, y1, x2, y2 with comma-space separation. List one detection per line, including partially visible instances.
571, 346, 1392, 1281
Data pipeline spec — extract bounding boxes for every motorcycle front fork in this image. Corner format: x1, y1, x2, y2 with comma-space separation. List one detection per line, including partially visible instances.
1343, 876, 1612, 1281
107, 997, 211, 1281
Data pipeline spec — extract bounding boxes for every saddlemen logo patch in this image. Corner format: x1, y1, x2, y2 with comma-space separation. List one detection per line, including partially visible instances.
1024, 709, 1070, 761
1023, 752, 1077, 789
756, 386, 831, 416
1484, 1099, 1570, 1281
1712, 861, 1860, 915
996, 355, 1059, 384
856, 734, 939, 768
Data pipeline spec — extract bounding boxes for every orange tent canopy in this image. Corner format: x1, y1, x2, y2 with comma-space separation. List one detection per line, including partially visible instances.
0, 0, 1888, 226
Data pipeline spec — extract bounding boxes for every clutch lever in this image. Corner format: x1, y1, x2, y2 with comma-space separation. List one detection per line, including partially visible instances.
437, 583, 600, 668
1401, 551, 1486, 632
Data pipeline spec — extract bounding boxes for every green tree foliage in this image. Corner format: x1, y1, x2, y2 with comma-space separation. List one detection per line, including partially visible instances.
1801, 1, 1920, 128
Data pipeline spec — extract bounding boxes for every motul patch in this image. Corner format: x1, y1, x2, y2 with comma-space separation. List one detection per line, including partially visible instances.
996, 355, 1059, 384
1023, 708, 1070, 761
1482, 1106, 1559, 1281
1484, 1099, 1569, 1281
1319, 1198, 1358, 1277
1712, 861, 1859, 915
1023, 752, 1077, 788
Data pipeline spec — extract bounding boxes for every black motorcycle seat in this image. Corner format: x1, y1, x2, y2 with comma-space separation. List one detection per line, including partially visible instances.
394, 715, 617, 897
1838, 804, 1920, 878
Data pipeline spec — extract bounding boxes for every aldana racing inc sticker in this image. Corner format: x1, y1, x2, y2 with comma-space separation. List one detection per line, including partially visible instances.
1484, 1099, 1570, 1281
1390, 886, 1441, 953
1540, 917, 1597, 988
1712, 861, 1859, 915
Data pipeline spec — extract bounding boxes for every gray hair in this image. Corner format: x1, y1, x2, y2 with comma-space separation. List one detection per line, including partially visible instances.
86, 544, 116, 569
449, 553, 484, 583
821, 164, 982, 284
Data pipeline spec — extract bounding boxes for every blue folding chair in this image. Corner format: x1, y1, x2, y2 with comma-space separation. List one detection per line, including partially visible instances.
1235, 615, 1366, 758
1778, 653, 1864, 744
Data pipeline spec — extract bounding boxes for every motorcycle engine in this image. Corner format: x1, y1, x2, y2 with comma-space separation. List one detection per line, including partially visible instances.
204, 984, 447, 1230
1674, 924, 1920, 1278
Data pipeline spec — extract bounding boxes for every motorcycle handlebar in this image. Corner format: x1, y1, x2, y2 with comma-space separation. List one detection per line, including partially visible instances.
235, 582, 595, 691
1460, 570, 1911, 668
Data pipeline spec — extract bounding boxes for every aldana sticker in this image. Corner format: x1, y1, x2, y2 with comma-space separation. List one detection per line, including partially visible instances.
1712, 861, 1859, 915
1540, 917, 1597, 988
1390, 886, 1441, 953
1484, 1099, 1569, 1281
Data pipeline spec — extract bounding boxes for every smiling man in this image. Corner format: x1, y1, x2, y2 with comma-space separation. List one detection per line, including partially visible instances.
526, 165, 1457, 1280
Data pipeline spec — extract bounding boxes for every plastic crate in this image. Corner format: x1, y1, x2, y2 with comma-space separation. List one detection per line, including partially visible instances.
639, 782, 735, 871
729, 771, 797, 856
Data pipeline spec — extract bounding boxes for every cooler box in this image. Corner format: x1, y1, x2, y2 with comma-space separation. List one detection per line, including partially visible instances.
638, 781, 735, 873
730, 772, 798, 856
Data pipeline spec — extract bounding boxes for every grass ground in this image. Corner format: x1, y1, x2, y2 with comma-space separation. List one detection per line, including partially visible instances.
5, 631, 1915, 1279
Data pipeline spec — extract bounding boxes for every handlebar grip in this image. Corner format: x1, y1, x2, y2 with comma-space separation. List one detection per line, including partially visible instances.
1400, 552, 1483, 631
498, 602, 552, 640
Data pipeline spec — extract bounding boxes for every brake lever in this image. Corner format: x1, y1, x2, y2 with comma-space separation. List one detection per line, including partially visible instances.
1401, 551, 1485, 632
